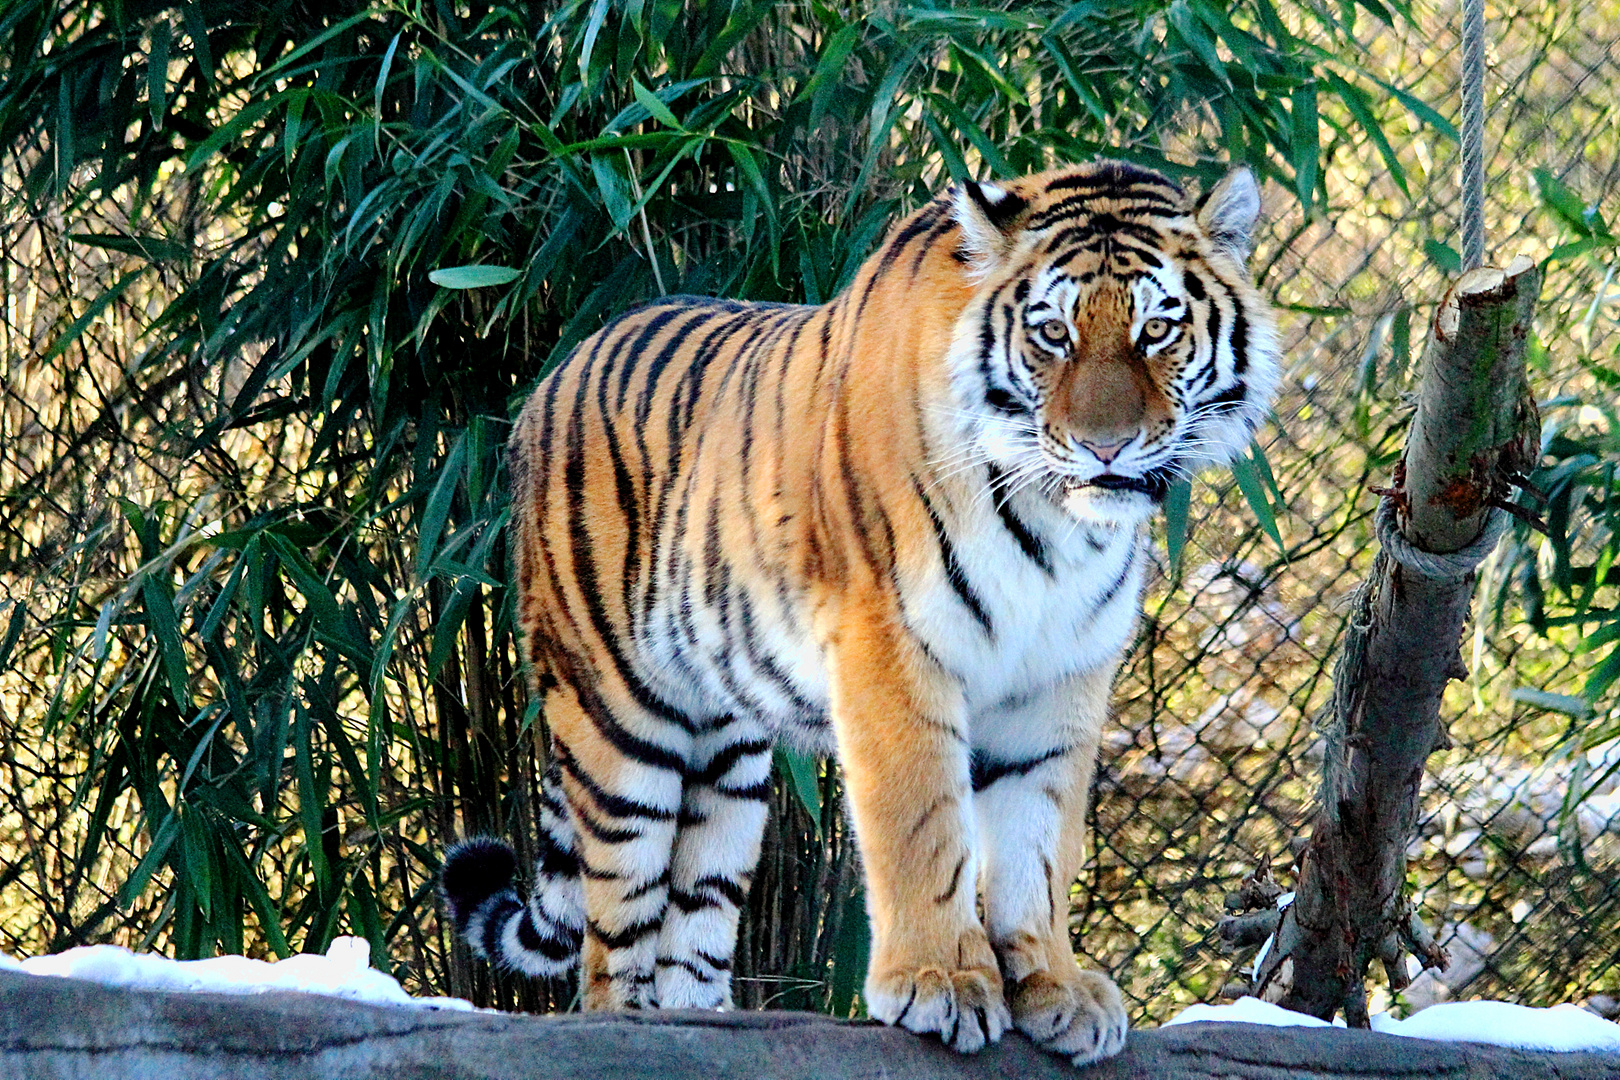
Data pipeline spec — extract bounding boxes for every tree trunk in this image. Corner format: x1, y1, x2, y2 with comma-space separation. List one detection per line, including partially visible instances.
3, 969, 1615, 1080
1253, 258, 1543, 1022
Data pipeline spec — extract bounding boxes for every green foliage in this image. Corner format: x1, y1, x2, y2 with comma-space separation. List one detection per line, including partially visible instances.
1495, 174, 1620, 728
0, 0, 1422, 1004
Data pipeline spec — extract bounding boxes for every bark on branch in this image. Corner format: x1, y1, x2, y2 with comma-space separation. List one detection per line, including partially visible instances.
2, 969, 1616, 1080
1254, 257, 1543, 1022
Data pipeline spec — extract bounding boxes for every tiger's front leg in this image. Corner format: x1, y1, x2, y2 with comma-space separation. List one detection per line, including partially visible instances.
827, 597, 1011, 1054
975, 667, 1129, 1065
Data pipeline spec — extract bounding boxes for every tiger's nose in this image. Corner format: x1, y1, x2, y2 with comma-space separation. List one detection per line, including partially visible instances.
1078, 438, 1131, 465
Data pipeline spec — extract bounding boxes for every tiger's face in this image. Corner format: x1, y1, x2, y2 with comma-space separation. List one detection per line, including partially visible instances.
946, 161, 1280, 525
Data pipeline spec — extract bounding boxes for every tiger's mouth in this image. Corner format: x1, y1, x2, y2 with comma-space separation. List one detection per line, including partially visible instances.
1066, 470, 1172, 502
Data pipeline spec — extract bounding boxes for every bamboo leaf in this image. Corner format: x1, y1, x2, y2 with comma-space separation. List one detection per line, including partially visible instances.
1424, 238, 1461, 275
774, 748, 822, 832
1163, 479, 1192, 570
0, 601, 25, 673
40, 272, 140, 364
148, 18, 170, 130
417, 436, 466, 577
1230, 449, 1284, 550
1510, 686, 1593, 717
142, 574, 192, 711
1291, 82, 1319, 211
428, 264, 521, 289
120, 811, 182, 907
1327, 72, 1408, 197
579, 0, 612, 82
631, 79, 683, 130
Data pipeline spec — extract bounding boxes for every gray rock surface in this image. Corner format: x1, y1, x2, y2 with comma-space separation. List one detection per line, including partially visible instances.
2, 968, 1616, 1079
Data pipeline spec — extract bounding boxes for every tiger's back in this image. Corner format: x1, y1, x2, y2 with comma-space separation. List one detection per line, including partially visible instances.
443, 160, 1278, 1064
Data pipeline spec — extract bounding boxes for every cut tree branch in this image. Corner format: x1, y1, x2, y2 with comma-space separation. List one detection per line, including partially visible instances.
1254, 257, 1543, 1022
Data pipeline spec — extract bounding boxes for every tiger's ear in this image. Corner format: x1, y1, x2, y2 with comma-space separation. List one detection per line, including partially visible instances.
953, 179, 1028, 276
1196, 167, 1261, 263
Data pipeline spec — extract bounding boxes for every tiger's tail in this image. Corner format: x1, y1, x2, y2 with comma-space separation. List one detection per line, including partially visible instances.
440, 760, 584, 976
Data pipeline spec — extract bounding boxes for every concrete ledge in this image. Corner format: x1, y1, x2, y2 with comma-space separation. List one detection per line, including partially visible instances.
2, 969, 1615, 1079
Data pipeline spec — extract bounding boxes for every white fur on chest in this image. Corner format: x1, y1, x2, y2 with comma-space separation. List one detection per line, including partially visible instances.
904, 492, 1144, 722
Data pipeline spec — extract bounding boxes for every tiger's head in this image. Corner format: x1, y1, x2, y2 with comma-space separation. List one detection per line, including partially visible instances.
944, 160, 1280, 525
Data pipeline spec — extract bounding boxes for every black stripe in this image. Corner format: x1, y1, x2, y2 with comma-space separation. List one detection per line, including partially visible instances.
910, 213, 958, 277
689, 738, 771, 786
516, 910, 579, 961
656, 957, 718, 982
622, 871, 670, 902
694, 949, 732, 971
1028, 196, 1179, 233
535, 834, 580, 877
1046, 163, 1181, 195
1231, 303, 1251, 375
693, 874, 749, 908
855, 202, 947, 325
642, 314, 760, 629
985, 464, 1053, 575
894, 983, 919, 1026
734, 591, 822, 716
557, 747, 676, 821
612, 304, 693, 411
1203, 282, 1224, 386
915, 480, 993, 637
836, 406, 893, 574
713, 778, 772, 801
934, 853, 966, 904
1205, 381, 1248, 412
481, 894, 521, 958
1095, 545, 1139, 608
587, 917, 663, 950
572, 803, 642, 844
970, 746, 1072, 792
1042, 216, 1171, 255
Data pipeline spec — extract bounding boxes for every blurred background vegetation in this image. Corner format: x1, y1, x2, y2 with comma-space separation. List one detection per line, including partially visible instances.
1, 0, 1616, 1018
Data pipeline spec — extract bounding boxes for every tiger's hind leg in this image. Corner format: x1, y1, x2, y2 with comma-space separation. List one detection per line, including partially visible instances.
546, 681, 692, 1010
654, 715, 773, 1008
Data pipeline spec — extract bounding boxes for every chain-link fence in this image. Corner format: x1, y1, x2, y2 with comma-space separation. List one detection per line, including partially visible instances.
1078, 0, 1620, 1022
2, 0, 1617, 1027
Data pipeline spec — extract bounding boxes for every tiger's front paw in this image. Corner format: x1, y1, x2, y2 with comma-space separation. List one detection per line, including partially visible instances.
866, 958, 1011, 1054
1009, 966, 1128, 1065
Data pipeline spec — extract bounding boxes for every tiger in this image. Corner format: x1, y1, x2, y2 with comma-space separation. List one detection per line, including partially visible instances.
440, 159, 1279, 1065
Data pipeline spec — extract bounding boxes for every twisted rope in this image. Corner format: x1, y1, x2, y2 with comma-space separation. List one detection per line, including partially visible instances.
1460, 0, 1487, 271
1374, 497, 1510, 579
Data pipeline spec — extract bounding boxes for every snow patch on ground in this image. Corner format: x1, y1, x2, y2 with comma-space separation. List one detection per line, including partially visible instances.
1168, 996, 1620, 1052
1370, 1001, 1620, 1051
0, 937, 472, 1011
1166, 997, 1345, 1028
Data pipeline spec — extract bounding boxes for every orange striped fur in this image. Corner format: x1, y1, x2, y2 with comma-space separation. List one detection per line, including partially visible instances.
441, 160, 1279, 1064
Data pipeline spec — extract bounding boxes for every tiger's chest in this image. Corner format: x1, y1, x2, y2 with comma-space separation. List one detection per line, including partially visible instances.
635, 483, 1143, 749
901, 499, 1145, 717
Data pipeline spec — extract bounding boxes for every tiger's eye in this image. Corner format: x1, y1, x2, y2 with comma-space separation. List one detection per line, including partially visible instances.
1140, 317, 1172, 343
1037, 319, 1070, 347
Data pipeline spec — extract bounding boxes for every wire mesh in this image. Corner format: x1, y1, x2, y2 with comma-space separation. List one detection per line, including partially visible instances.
1, 0, 1617, 1026
1078, 0, 1620, 1022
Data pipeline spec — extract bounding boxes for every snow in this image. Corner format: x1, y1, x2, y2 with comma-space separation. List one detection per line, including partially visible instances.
6, 936, 1618, 1053
0, 936, 473, 1011
1370, 1001, 1620, 1052
1168, 996, 1620, 1053
1167, 997, 1344, 1029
